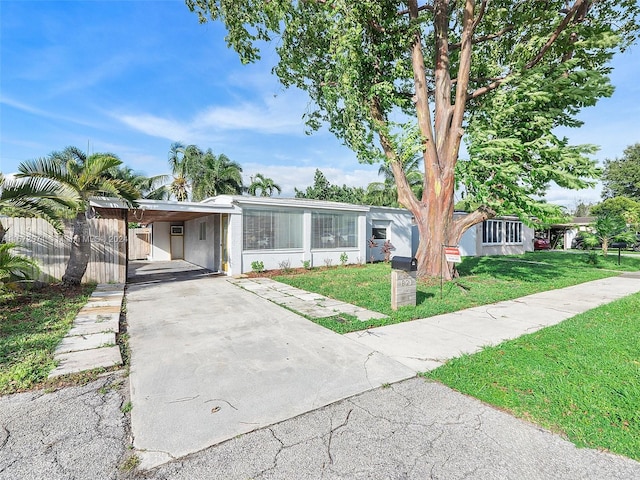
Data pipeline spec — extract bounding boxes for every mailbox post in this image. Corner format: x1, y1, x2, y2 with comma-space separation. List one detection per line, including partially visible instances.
390, 256, 418, 310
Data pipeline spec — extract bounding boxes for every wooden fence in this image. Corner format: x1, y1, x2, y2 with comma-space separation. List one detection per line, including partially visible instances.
2, 216, 127, 284
128, 228, 151, 260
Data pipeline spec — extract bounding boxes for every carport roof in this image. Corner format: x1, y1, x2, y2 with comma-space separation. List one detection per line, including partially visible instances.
90, 197, 237, 224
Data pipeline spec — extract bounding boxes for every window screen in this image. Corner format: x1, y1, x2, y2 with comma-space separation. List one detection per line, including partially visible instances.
243, 209, 303, 250
312, 212, 358, 249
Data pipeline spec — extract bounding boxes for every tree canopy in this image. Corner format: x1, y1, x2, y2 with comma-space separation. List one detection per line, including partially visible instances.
601, 143, 640, 200
591, 196, 640, 228
295, 169, 366, 204
187, 0, 639, 279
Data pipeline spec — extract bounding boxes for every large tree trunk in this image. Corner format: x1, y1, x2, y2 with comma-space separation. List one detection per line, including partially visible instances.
62, 211, 91, 286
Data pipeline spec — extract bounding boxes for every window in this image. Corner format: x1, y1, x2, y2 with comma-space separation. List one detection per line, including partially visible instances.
482, 219, 523, 245
372, 227, 387, 240
243, 209, 303, 250
482, 220, 502, 244
312, 212, 358, 249
199, 222, 206, 241
505, 221, 523, 244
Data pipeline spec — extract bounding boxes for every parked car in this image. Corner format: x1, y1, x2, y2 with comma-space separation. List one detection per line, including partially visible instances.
533, 237, 552, 250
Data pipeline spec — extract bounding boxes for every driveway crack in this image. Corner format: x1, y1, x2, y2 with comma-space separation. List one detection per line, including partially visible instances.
327, 408, 352, 465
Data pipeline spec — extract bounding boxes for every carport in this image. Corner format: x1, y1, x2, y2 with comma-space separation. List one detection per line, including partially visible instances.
92, 198, 238, 275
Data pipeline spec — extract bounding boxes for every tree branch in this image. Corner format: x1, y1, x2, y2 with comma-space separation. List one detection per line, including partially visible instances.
452, 205, 496, 241
472, 0, 487, 30
369, 97, 419, 211
398, 3, 434, 16
525, 0, 585, 70
449, 26, 515, 50
467, 0, 589, 101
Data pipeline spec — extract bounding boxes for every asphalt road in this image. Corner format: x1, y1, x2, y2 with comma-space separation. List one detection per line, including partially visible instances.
2, 374, 639, 480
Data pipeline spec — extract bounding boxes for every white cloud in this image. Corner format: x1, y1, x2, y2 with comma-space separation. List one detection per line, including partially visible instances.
0, 95, 99, 129
117, 114, 196, 144
241, 163, 381, 197
113, 87, 311, 142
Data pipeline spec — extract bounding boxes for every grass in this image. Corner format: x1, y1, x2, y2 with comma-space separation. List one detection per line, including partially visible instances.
0, 284, 94, 395
274, 251, 640, 333
424, 292, 640, 461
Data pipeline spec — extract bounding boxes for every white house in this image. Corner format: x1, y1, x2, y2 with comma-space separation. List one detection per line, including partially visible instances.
92, 196, 535, 277
93, 196, 415, 275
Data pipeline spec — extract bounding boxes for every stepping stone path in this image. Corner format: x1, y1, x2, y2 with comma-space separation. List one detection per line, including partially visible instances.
228, 277, 388, 322
48, 284, 125, 378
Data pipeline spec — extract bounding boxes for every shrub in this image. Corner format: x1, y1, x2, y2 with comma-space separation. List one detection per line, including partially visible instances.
339, 252, 348, 266
250, 260, 265, 273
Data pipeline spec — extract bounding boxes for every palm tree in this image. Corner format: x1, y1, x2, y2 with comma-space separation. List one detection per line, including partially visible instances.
0, 173, 80, 242
366, 157, 423, 207
248, 173, 281, 197
190, 150, 243, 201
0, 242, 40, 289
168, 142, 191, 201
110, 166, 170, 200
17, 146, 140, 285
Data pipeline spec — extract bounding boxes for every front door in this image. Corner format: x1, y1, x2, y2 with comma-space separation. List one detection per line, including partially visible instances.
170, 227, 184, 260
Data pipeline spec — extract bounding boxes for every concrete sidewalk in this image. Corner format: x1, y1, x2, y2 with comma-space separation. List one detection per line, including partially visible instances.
48, 283, 124, 378
346, 273, 640, 371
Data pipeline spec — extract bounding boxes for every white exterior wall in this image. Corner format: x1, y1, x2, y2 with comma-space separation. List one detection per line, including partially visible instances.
151, 222, 172, 261
184, 215, 219, 271
240, 208, 367, 273
227, 213, 243, 276
459, 226, 477, 256
367, 208, 413, 261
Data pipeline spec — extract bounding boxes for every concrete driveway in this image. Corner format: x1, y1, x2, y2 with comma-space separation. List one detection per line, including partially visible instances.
126, 274, 414, 469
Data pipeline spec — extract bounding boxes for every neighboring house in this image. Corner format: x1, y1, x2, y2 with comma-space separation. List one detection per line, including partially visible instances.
547, 217, 595, 250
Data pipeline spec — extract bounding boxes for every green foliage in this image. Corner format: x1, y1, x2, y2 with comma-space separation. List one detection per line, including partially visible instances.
0, 285, 93, 394
187, 0, 639, 226
339, 252, 348, 266
0, 173, 80, 235
585, 251, 600, 265
591, 196, 640, 227
301, 260, 311, 270
17, 146, 140, 211
295, 169, 366, 204
602, 143, 640, 200
273, 252, 640, 333
278, 259, 292, 273
582, 214, 637, 256
168, 143, 243, 201
0, 243, 40, 287
426, 293, 640, 461
248, 173, 281, 197
109, 166, 170, 200
250, 260, 265, 273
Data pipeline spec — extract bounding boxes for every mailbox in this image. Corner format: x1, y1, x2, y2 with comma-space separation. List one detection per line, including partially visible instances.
391, 256, 418, 272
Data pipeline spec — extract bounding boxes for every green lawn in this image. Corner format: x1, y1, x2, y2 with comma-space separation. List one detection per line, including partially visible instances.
425, 293, 640, 461
274, 251, 640, 333
0, 284, 94, 395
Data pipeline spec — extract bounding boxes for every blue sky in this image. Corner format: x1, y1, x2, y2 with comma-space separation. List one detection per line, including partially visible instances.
1, 0, 639, 209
